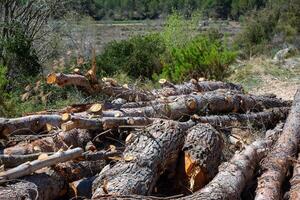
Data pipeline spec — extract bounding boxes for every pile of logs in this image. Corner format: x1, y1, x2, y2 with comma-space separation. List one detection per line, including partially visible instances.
0, 66, 299, 200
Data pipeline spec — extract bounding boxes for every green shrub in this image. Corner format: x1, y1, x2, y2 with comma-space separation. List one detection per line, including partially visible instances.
235, 0, 300, 57
0, 65, 8, 116
161, 34, 237, 82
97, 34, 166, 79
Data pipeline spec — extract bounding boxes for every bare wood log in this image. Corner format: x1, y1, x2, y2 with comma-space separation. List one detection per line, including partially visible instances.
4, 129, 91, 155
0, 114, 62, 137
255, 89, 300, 200
92, 119, 196, 198
0, 147, 83, 182
289, 153, 300, 200
181, 123, 223, 192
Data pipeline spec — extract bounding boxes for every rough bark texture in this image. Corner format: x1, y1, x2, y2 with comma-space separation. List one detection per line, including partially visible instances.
92, 119, 195, 198
0, 169, 67, 200
61, 116, 154, 132
47, 73, 244, 102
0, 160, 105, 200
96, 92, 289, 120
195, 107, 289, 128
4, 129, 91, 155
255, 89, 300, 200
289, 153, 300, 200
0, 115, 62, 137
181, 123, 223, 192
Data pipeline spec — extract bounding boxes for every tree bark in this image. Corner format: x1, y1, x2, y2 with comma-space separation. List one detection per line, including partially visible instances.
180, 123, 223, 192
289, 153, 300, 200
4, 129, 92, 155
0, 160, 105, 200
255, 89, 300, 200
92, 119, 195, 198
0, 114, 62, 137
47, 73, 243, 102
59, 107, 288, 132
91, 127, 281, 200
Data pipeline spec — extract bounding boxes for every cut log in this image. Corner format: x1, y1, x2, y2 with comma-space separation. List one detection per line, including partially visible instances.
194, 107, 289, 129
255, 89, 300, 200
61, 116, 154, 132
0, 169, 67, 200
0, 147, 83, 182
60, 107, 288, 132
0, 160, 105, 200
69, 177, 96, 199
289, 153, 300, 200
0, 115, 62, 137
47, 72, 244, 101
92, 119, 195, 198
91, 126, 281, 200
4, 129, 91, 155
181, 123, 223, 192
47, 73, 94, 94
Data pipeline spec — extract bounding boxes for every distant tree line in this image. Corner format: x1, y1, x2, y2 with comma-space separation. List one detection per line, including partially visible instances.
67, 0, 267, 20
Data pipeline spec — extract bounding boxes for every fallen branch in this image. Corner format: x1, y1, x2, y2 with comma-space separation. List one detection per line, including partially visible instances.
0, 147, 83, 182
255, 89, 300, 200
4, 129, 91, 155
0, 152, 53, 168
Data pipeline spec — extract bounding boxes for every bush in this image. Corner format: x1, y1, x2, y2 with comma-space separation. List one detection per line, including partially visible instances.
161, 34, 237, 82
0, 65, 8, 116
97, 34, 166, 79
235, 0, 300, 57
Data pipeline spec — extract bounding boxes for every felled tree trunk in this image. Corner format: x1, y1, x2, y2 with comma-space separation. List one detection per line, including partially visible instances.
91, 125, 281, 200
47, 73, 95, 94
180, 123, 223, 192
0, 115, 62, 137
57, 107, 288, 133
255, 89, 300, 200
195, 107, 289, 129
92, 119, 195, 198
114, 92, 289, 119
4, 129, 92, 155
0, 160, 106, 200
61, 116, 154, 132
289, 153, 300, 200
180, 138, 276, 200
47, 73, 243, 102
